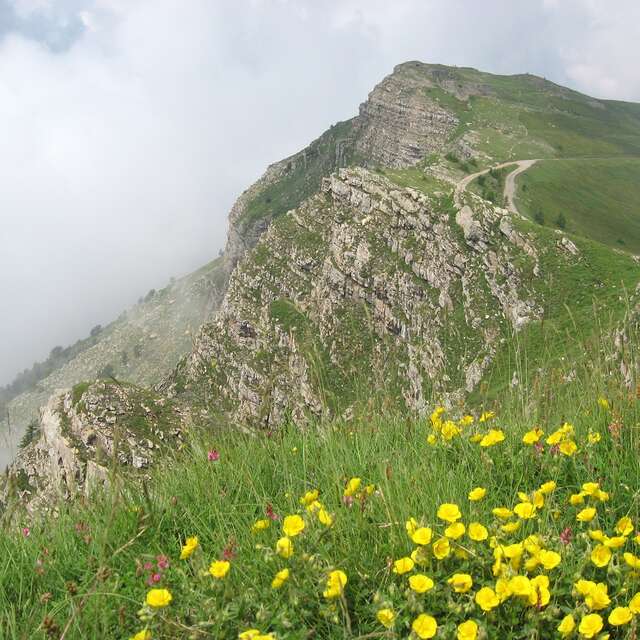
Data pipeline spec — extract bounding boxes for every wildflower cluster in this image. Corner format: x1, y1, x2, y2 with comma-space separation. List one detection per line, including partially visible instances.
120, 401, 640, 639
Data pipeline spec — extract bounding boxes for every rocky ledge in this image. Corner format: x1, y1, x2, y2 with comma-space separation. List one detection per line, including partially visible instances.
2, 381, 185, 515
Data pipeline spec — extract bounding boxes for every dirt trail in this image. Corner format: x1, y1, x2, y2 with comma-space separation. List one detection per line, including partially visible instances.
454, 159, 538, 214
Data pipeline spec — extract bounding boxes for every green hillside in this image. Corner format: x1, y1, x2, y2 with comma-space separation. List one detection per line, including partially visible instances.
515, 158, 640, 254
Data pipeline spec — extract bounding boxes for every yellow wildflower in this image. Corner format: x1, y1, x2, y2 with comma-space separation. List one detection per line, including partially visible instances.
522, 428, 544, 444
557, 614, 575, 637
409, 574, 435, 593
376, 608, 396, 629
411, 527, 433, 545
508, 575, 532, 597
282, 515, 305, 537
539, 480, 556, 495
479, 429, 505, 447
609, 606, 633, 626
251, 519, 271, 533
432, 537, 451, 560
406, 517, 418, 536
430, 406, 445, 426
299, 489, 319, 506
501, 520, 521, 534
437, 503, 462, 523
468, 522, 488, 541
276, 536, 293, 559
539, 549, 561, 570
445, 522, 466, 539
576, 507, 597, 522
475, 586, 500, 611
492, 507, 513, 519
575, 578, 596, 596
130, 631, 151, 640
604, 535, 626, 548
318, 508, 333, 527
468, 487, 487, 501
629, 592, 640, 614
448, 573, 473, 593
179, 536, 199, 560
411, 614, 438, 639
569, 493, 585, 505
623, 552, 640, 569
529, 575, 550, 607
584, 583, 611, 610
323, 569, 347, 599
442, 420, 461, 440
617, 516, 634, 536
479, 411, 495, 422
590, 545, 611, 568
344, 477, 361, 497
597, 396, 610, 410
545, 429, 564, 445
495, 577, 512, 601
145, 588, 172, 608
587, 431, 601, 444
456, 620, 478, 640
393, 557, 414, 575
514, 502, 536, 519
559, 439, 577, 456
578, 613, 603, 638
426, 433, 437, 445
271, 568, 289, 589
209, 560, 230, 579
582, 482, 600, 495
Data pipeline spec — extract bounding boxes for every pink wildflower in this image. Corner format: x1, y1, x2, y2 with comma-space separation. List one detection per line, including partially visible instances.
560, 527, 573, 545
265, 503, 279, 521
207, 449, 220, 462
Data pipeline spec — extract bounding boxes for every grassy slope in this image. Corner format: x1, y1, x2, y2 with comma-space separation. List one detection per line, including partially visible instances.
516, 158, 640, 254
1, 388, 638, 639
239, 119, 359, 230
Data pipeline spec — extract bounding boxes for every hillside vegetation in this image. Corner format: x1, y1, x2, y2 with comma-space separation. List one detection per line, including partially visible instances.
516, 158, 640, 254
1, 318, 639, 639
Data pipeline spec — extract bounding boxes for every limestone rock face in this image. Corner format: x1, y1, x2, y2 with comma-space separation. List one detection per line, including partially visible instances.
174, 167, 546, 427
354, 66, 458, 168
2, 382, 185, 514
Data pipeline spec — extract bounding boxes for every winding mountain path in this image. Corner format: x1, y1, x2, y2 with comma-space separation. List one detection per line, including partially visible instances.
454, 159, 538, 214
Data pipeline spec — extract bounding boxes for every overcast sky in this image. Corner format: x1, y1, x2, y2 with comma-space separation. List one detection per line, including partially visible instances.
0, 0, 639, 385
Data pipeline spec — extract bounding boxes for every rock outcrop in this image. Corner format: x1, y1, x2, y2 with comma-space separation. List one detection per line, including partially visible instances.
173, 168, 545, 427
2, 381, 185, 514
353, 64, 458, 167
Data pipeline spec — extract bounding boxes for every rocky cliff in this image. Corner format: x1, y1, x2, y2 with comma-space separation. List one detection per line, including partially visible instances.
170, 166, 622, 427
